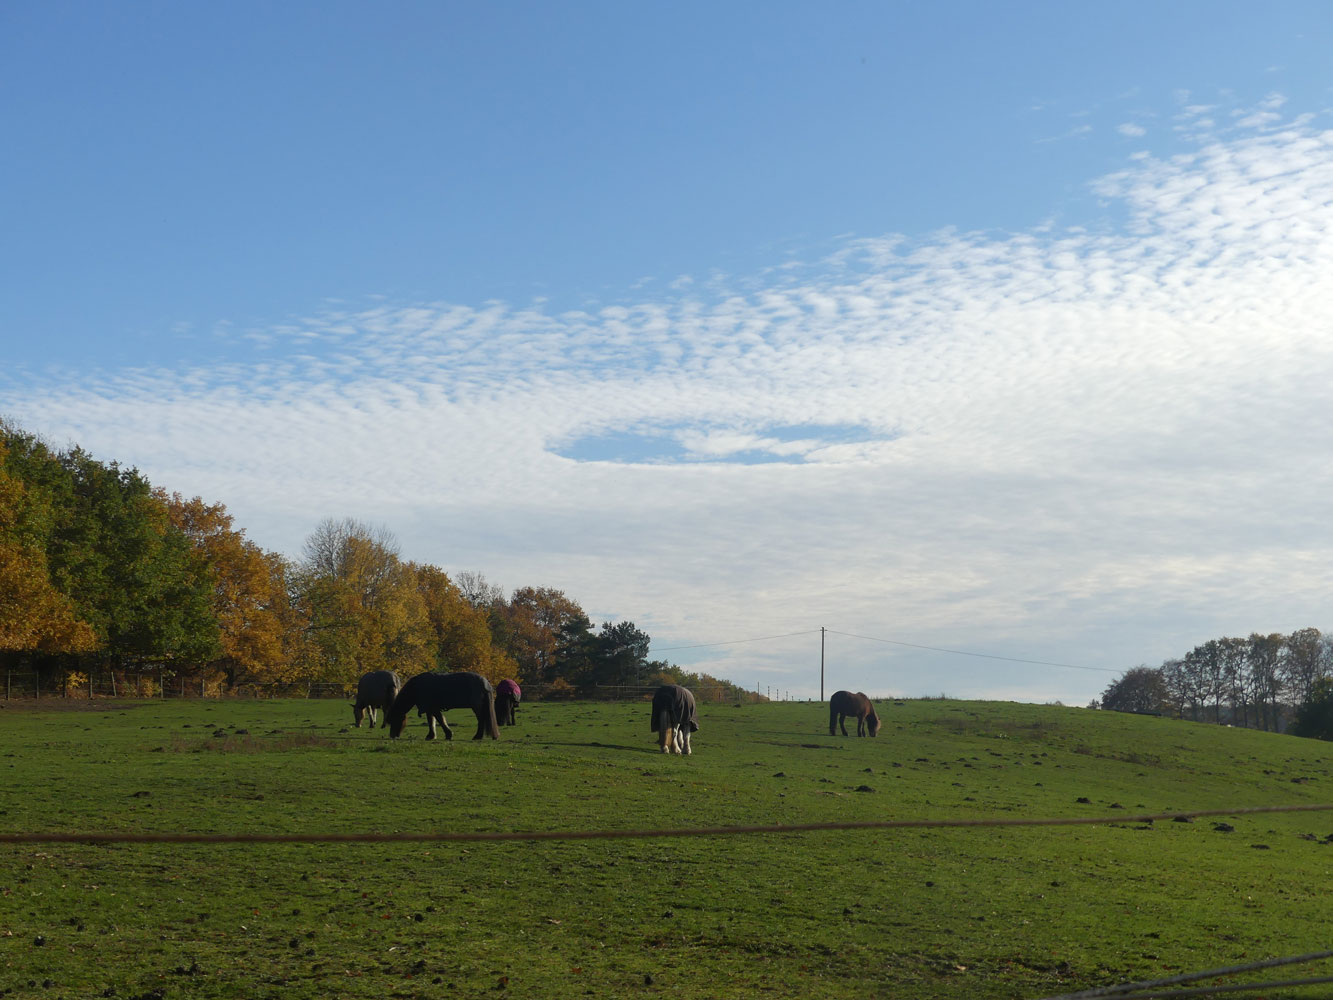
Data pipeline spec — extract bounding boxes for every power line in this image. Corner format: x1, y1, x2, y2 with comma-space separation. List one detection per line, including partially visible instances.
652, 629, 821, 652
650, 625, 1119, 675
826, 628, 1120, 673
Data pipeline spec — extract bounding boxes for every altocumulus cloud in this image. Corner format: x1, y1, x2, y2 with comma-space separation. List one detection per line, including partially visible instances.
7, 105, 1333, 703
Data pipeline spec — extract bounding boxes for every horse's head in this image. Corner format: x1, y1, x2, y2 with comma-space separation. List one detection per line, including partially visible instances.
866, 710, 881, 737
388, 713, 406, 738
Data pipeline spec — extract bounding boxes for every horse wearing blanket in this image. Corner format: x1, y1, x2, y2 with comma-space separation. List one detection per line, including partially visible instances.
387, 671, 499, 741
352, 669, 400, 729
829, 690, 881, 737
650, 684, 698, 755
495, 678, 521, 727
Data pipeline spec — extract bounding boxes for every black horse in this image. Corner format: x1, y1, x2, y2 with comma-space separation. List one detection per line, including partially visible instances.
387, 672, 500, 741
651, 684, 698, 754
829, 690, 881, 737
352, 669, 401, 729
495, 678, 521, 727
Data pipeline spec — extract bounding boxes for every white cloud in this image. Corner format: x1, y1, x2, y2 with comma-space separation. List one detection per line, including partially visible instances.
8, 103, 1333, 705
1117, 122, 1146, 137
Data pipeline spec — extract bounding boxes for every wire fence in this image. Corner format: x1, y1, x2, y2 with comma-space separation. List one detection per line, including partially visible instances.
2, 788, 1329, 997
3, 800, 1330, 845
0, 672, 768, 703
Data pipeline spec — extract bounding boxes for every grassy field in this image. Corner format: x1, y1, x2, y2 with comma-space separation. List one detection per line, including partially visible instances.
2, 696, 1332, 999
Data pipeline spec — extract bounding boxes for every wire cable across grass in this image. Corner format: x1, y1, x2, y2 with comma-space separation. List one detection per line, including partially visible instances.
2, 801, 1331, 845
1036, 948, 1333, 999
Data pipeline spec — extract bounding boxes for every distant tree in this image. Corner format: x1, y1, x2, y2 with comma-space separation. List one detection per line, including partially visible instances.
1245, 633, 1285, 732
1161, 658, 1194, 719
0, 430, 97, 658
585, 620, 652, 688
1218, 636, 1250, 727
498, 586, 590, 684
294, 518, 432, 686
51, 449, 218, 667
409, 562, 517, 680
1100, 666, 1168, 714
1290, 677, 1333, 742
162, 493, 297, 687
1280, 627, 1327, 707
454, 570, 505, 610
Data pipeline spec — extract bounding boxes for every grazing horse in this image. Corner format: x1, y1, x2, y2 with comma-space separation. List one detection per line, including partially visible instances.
650, 684, 698, 755
352, 670, 401, 729
495, 678, 521, 727
829, 690, 881, 737
387, 672, 499, 741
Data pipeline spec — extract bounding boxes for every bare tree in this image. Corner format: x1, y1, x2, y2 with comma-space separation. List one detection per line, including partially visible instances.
1280, 627, 1326, 707
1219, 636, 1250, 727
454, 570, 505, 610
1245, 633, 1285, 731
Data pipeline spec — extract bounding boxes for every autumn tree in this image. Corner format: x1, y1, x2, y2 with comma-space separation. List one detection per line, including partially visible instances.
0, 429, 97, 659
162, 492, 297, 687
498, 586, 591, 684
33, 443, 219, 669
294, 518, 433, 687
410, 562, 517, 680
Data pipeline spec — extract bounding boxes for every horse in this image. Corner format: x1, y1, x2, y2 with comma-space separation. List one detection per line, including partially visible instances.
650, 684, 698, 755
495, 678, 521, 727
829, 690, 881, 737
352, 669, 401, 729
386, 671, 500, 741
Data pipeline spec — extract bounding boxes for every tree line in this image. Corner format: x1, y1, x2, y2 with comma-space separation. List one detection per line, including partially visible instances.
1096, 628, 1333, 737
0, 420, 753, 700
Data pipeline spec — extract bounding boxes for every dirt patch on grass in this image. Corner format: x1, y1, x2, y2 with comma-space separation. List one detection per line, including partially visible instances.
163, 732, 337, 753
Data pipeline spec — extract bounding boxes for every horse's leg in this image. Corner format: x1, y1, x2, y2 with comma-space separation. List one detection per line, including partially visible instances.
367, 706, 376, 729
472, 707, 486, 740
658, 710, 671, 752
857, 715, 865, 737
425, 714, 437, 740
838, 714, 850, 737
438, 712, 453, 740
829, 704, 837, 737
680, 726, 692, 755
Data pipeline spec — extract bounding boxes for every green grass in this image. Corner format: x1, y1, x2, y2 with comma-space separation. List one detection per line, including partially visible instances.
2, 697, 1333, 999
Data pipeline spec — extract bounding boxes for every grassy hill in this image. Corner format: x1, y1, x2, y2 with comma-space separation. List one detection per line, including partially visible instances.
1, 697, 1331, 999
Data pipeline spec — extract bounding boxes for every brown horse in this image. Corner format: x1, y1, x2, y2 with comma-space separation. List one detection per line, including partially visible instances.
829, 690, 880, 737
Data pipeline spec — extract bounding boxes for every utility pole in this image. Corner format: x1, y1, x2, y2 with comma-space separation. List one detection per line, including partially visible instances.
810, 629, 821, 698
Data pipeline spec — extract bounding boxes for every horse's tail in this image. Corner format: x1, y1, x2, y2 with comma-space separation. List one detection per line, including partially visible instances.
485, 689, 500, 739
385, 683, 413, 737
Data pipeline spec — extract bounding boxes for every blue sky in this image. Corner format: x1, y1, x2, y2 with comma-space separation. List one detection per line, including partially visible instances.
5, 2, 1333, 704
